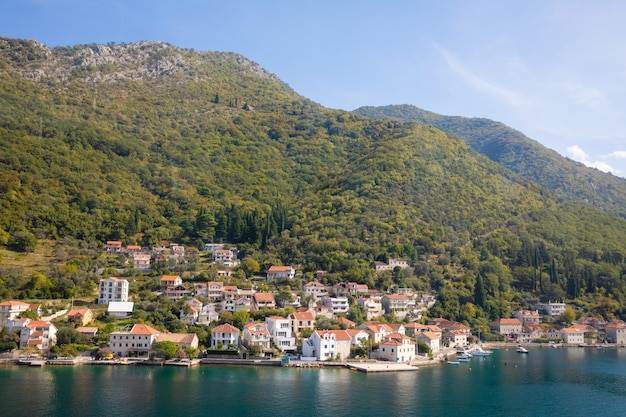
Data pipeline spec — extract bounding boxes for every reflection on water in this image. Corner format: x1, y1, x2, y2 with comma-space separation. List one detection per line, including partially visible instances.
2, 348, 626, 417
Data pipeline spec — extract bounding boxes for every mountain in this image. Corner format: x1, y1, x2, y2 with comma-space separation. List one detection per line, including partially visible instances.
2, 38, 626, 321
352, 104, 626, 218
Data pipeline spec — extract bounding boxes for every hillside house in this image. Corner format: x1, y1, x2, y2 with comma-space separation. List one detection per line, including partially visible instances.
266, 265, 296, 282
98, 277, 129, 304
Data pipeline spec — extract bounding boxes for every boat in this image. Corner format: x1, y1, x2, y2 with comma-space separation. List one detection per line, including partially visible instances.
471, 347, 493, 356
447, 361, 460, 365
516, 345, 529, 354
457, 353, 472, 361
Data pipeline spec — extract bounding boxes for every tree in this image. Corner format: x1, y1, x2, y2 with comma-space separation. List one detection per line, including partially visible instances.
560, 306, 576, 324
0, 327, 19, 352
9, 231, 37, 252
152, 341, 180, 359
247, 343, 263, 357
56, 327, 82, 345
241, 257, 260, 278
185, 346, 198, 359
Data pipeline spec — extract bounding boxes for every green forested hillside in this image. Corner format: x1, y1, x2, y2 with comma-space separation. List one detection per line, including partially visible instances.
353, 104, 626, 218
2, 38, 626, 324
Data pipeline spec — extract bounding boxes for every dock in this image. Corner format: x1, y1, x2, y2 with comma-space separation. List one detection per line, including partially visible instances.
346, 362, 418, 373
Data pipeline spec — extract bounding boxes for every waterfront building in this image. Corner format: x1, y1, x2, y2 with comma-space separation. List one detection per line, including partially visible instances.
378, 333, 415, 363
302, 329, 351, 360
265, 315, 296, 351
211, 323, 240, 349
606, 320, 626, 345
242, 322, 272, 350
156, 332, 199, 351
561, 326, 584, 344
109, 324, 160, 357
20, 320, 57, 351
416, 331, 440, 353
494, 318, 522, 339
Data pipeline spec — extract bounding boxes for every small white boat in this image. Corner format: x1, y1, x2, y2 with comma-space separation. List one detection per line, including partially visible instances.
516, 345, 529, 354
471, 347, 493, 356
447, 361, 460, 365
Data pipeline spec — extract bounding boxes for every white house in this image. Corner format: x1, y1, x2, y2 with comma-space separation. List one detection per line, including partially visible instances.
378, 333, 415, 363
322, 297, 349, 314
160, 275, 182, 291
415, 331, 440, 354
133, 253, 151, 271
0, 300, 32, 326
304, 281, 328, 300
20, 320, 57, 351
302, 330, 351, 361
98, 277, 129, 304
266, 265, 296, 282
561, 327, 584, 344
109, 323, 160, 357
211, 323, 240, 349
107, 301, 134, 318
534, 302, 566, 320
242, 322, 272, 350
606, 321, 626, 345
266, 315, 296, 351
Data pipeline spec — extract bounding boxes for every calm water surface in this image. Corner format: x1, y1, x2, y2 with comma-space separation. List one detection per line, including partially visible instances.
1, 347, 625, 417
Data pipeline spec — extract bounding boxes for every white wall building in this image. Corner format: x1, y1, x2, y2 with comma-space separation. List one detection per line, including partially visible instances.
98, 277, 129, 304
302, 330, 351, 361
109, 324, 160, 357
265, 316, 296, 351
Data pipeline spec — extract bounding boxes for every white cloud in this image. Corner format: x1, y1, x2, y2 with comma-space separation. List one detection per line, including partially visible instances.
566, 145, 589, 161
607, 150, 626, 159
567, 145, 620, 174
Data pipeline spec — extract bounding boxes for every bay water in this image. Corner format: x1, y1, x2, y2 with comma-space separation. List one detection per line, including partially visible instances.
1, 347, 625, 416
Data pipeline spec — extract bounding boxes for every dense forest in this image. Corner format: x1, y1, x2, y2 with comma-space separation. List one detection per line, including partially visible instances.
353, 104, 626, 219
2, 37, 626, 328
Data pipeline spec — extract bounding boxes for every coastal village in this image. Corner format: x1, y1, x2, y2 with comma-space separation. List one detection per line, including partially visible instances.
1, 240, 625, 370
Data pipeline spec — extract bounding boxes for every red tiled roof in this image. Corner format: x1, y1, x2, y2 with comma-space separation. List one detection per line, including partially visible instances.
268, 265, 293, 272
130, 324, 160, 335
212, 323, 240, 333
254, 293, 275, 301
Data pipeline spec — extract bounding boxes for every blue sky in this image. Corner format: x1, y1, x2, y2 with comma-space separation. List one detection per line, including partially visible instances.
4, 0, 626, 177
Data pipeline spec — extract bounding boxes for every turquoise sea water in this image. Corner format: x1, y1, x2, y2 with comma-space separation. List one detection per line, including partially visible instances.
1, 347, 625, 417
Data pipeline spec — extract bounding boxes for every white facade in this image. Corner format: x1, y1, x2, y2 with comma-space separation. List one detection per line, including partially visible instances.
302, 330, 351, 360
98, 277, 129, 304
20, 321, 57, 351
266, 266, 296, 282
211, 324, 240, 349
304, 281, 328, 300
378, 333, 415, 363
265, 316, 296, 351
109, 324, 160, 357
0, 301, 31, 326
322, 297, 349, 314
